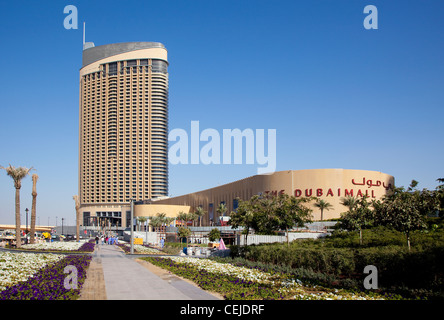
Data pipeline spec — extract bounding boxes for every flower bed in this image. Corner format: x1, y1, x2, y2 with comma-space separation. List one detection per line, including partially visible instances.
0, 252, 64, 291
0, 253, 91, 300
117, 243, 170, 255
20, 240, 95, 253
143, 256, 387, 300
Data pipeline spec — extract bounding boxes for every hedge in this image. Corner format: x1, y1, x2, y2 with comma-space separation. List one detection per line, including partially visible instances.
230, 243, 444, 297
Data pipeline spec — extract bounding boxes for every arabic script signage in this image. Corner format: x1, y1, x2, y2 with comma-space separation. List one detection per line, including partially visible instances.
264, 177, 393, 199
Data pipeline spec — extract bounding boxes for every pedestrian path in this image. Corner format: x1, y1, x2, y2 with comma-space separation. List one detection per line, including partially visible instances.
88, 244, 220, 300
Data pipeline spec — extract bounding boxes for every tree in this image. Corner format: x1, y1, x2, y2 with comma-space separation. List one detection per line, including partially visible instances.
177, 211, 188, 226
252, 194, 279, 234
150, 213, 175, 232
73, 195, 80, 242
208, 228, 221, 242
274, 193, 313, 246
177, 211, 197, 227
340, 196, 358, 212
30, 174, 38, 244
229, 194, 313, 246
229, 197, 255, 246
1, 165, 33, 248
178, 226, 191, 246
137, 216, 147, 231
373, 180, 439, 250
216, 202, 228, 219
436, 178, 444, 217
149, 213, 165, 231
194, 206, 206, 227
314, 199, 333, 221
339, 196, 373, 245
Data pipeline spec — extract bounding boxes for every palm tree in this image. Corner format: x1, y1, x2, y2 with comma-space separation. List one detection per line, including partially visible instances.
216, 202, 227, 226
137, 216, 148, 231
340, 196, 358, 212
194, 206, 206, 227
176, 211, 188, 227
149, 214, 164, 231
30, 174, 38, 244
314, 199, 333, 221
73, 195, 80, 242
217, 203, 227, 217
149, 213, 174, 231
1, 165, 33, 248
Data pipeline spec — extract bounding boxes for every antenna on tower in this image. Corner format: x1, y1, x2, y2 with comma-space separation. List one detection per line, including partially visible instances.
83, 22, 95, 50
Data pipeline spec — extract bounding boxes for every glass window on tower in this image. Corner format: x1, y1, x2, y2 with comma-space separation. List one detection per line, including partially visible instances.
109, 62, 117, 75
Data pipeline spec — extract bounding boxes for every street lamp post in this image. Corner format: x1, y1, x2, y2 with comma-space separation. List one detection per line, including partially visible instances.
62, 218, 64, 235
25, 208, 29, 239
130, 199, 134, 254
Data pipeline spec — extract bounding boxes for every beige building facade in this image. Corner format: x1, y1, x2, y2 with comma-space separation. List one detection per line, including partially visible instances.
78, 42, 169, 229
150, 169, 395, 223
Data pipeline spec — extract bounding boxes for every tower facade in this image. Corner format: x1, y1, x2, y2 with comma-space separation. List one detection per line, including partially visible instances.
78, 42, 168, 228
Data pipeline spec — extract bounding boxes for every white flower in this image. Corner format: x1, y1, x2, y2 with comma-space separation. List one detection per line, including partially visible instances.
156, 256, 386, 301
21, 241, 87, 251
0, 252, 64, 291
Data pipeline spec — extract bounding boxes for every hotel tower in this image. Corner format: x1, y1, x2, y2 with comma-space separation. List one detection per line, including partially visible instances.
78, 42, 169, 229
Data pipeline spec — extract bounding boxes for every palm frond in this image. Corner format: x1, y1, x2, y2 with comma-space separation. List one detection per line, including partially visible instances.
1, 164, 33, 187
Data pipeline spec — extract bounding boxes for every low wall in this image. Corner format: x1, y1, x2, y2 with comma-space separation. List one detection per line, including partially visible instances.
237, 232, 330, 246
123, 231, 158, 245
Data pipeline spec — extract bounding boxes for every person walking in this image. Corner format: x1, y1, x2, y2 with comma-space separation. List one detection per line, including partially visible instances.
160, 237, 165, 249
95, 235, 99, 245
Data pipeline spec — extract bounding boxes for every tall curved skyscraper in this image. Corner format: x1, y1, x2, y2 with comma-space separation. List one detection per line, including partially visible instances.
78, 42, 168, 228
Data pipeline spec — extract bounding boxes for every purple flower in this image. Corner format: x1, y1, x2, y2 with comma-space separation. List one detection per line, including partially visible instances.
0, 255, 92, 300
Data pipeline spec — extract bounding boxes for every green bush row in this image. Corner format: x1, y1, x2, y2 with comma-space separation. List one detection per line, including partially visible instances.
325, 225, 444, 249
230, 243, 444, 297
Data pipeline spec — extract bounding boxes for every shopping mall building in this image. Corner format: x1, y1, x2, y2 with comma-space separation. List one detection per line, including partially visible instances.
133, 168, 395, 225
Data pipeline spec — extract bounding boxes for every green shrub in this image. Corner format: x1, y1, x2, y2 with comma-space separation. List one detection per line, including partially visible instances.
230, 239, 444, 298
208, 228, 221, 242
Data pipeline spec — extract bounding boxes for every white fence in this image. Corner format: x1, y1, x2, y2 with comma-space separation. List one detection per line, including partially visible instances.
123, 231, 158, 245
236, 232, 330, 246
124, 229, 332, 247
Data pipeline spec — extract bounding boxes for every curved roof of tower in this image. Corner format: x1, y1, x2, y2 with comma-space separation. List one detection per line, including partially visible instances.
82, 42, 166, 68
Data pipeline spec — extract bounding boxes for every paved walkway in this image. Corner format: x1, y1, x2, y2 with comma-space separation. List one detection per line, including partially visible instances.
79, 244, 220, 300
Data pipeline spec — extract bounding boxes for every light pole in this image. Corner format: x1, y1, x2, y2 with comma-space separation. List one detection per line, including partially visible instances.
62, 218, 64, 235
145, 218, 148, 245
25, 208, 29, 238
130, 199, 134, 254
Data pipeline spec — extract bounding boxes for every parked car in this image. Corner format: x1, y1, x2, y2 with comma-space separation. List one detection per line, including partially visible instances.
65, 234, 75, 241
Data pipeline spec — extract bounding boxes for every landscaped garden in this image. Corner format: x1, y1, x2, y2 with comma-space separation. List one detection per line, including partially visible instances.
18, 240, 95, 253
0, 251, 92, 300
116, 242, 175, 255
141, 180, 444, 301
0, 240, 95, 299
141, 222, 443, 300
142, 255, 388, 300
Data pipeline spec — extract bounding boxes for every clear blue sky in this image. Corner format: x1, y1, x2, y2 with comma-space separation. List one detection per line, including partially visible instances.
0, 0, 443, 226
